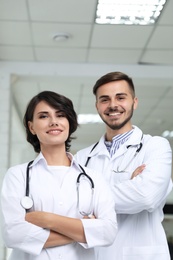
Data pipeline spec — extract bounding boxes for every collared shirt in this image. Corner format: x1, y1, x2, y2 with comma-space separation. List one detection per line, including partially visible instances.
1, 152, 117, 260
105, 129, 133, 157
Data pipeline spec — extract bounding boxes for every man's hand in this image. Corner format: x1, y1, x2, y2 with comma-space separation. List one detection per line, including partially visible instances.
83, 214, 96, 219
131, 164, 146, 179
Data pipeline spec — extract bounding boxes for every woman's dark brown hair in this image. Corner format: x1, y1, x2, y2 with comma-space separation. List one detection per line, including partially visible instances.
23, 90, 78, 153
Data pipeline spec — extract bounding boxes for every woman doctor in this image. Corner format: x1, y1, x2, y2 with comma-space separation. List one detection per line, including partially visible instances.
1, 90, 117, 260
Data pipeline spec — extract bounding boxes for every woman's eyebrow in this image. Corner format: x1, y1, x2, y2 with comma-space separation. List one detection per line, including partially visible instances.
37, 111, 48, 115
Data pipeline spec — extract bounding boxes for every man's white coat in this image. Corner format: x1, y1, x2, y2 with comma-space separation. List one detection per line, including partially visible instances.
75, 125, 173, 260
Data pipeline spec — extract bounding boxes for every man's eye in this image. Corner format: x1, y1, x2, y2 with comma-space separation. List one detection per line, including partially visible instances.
117, 96, 125, 100
100, 99, 108, 103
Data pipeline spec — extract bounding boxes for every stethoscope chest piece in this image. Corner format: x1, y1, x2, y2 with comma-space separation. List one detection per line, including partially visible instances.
21, 196, 33, 210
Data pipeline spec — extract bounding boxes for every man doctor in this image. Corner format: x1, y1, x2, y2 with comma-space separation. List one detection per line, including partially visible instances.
75, 71, 173, 260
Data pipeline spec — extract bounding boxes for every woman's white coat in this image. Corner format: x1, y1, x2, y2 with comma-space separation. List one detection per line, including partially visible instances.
1, 153, 117, 260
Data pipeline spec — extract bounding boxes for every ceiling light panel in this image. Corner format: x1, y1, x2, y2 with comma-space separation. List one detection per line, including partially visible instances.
95, 0, 167, 25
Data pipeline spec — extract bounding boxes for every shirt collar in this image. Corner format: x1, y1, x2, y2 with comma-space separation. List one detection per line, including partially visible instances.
31, 151, 82, 172
104, 129, 134, 155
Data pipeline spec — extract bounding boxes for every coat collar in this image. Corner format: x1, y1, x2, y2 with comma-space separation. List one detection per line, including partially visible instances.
30, 152, 83, 172
88, 125, 143, 158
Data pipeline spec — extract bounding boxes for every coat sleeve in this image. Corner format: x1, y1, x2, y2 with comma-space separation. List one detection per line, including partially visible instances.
0, 166, 49, 255
112, 137, 173, 214
80, 168, 117, 248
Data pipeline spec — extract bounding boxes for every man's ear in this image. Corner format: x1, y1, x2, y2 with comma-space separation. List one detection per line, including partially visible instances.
133, 97, 138, 110
28, 121, 36, 135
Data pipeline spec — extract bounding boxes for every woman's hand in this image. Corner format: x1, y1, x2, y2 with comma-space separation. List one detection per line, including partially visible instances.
25, 211, 86, 243
25, 211, 48, 228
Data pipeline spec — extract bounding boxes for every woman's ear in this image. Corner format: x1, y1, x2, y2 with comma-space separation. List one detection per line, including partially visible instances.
28, 121, 36, 135
95, 100, 98, 111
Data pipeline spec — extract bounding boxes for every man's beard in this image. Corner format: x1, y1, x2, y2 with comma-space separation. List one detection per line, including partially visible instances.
100, 105, 134, 130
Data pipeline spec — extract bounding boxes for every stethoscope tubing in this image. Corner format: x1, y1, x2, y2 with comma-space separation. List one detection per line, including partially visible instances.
26, 160, 33, 197
77, 164, 94, 189
85, 135, 143, 170
113, 144, 142, 173
21, 161, 94, 214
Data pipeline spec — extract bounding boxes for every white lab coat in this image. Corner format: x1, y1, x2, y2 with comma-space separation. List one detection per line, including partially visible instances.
75, 126, 173, 260
1, 153, 117, 260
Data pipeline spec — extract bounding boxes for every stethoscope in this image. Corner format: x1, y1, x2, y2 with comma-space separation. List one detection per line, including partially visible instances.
85, 135, 143, 173
77, 165, 94, 217
113, 142, 142, 173
20, 160, 34, 211
20, 161, 94, 217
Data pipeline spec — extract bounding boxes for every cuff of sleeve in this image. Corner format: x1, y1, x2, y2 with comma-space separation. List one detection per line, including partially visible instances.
80, 219, 105, 249
21, 227, 50, 255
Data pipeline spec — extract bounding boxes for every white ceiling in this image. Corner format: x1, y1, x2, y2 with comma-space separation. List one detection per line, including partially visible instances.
0, 0, 173, 166
0, 0, 173, 64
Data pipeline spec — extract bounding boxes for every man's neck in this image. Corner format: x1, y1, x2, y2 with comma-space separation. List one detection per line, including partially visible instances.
106, 125, 133, 141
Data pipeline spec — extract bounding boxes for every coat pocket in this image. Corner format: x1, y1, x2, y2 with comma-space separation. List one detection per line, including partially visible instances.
123, 245, 169, 260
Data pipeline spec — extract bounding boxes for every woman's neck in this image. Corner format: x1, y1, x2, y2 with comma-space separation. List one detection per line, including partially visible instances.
41, 145, 71, 166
